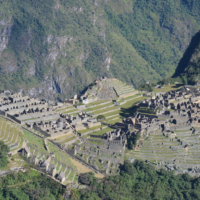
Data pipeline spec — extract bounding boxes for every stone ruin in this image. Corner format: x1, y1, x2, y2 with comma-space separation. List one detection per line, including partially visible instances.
0, 91, 50, 124
130, 86, 200, 176
20, 145, 77, 183
72, 128, 129, 175
33, 112, 101, 138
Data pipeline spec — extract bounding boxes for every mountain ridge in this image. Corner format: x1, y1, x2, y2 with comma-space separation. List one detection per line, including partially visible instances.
0, 0, 200, 100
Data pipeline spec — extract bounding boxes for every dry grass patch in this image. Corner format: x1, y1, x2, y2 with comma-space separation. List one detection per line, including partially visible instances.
69, 158, 104, 178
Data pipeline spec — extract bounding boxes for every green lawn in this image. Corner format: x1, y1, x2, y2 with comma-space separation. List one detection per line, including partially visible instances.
84, 102, 113, 112
63, 109, 79, 114
153, 84, 184, 93
86, 100, 110, 107
90, 127, 114, 136
23, 130, 47, 153
88, 141, 104, 145
78, 125, 105, 134
47, 141, 77, 170
93, 106, 120, 115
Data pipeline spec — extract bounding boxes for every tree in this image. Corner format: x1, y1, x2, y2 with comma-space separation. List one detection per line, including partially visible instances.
97, 115, 106, 123
127, 132, 141, 150
138, 83, 153, 92
0, 141, 9, 169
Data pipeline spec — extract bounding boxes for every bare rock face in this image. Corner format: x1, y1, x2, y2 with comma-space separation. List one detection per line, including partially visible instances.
44, 35, 75, 66
28, 73, 67, 99
0, 18, 19, 74
0, 18, 12, 53
26, 63, 36, 77
0, 55, 18, 74
105, 56, 111, 71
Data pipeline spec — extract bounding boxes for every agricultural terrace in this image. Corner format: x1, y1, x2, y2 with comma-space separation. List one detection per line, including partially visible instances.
152, 84, 184, 93
23, 130, 47, 154
126, 127, 200, 170
0, 117, 24, 152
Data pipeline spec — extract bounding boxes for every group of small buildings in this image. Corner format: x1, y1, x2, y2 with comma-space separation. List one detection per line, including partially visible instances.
3, 84, 200, 177
128, 86, 200, 174
72, 127, 132, 174
0, 91, 54, 124
134, 86, 200, 137
33, 112, 101, 138
21, 145, 76, 183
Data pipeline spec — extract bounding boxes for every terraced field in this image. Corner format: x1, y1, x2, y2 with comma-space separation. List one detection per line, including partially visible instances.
152, 84, 184, 93
52, 134, 76, 146
111, 79, 137, 97
23, 130, 47, 154
0, 117, 24, 152
47, 141, 78, 183
127, 129, 200, 170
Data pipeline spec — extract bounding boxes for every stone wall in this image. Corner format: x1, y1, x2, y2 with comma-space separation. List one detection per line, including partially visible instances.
0, 110, 6, 116
170, 125, 191, 131
47, 129, 73, 140
7, 113, 22, 124
157, 114, 170, 119
33, 124, 50, 137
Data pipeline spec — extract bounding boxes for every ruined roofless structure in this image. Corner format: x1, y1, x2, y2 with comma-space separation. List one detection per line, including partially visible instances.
0, 91, 49, 124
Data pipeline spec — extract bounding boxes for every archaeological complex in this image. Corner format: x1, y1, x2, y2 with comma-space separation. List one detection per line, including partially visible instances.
1, 78, 200, 183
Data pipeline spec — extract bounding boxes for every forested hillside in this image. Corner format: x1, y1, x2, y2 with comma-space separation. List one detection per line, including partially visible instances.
172, 30, 200, 84
0, 0, 200, 100
73, 160, 200, 200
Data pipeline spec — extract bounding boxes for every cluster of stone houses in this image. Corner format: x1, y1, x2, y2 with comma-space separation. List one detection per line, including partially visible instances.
0, 91, 102, 139
33, 112, 101, 138
72, 128, 128, 174
0, 91, 51, 124
140, 86, 200, 111
21, 145, 76, 183
3, 84, 200, 177
128, 86, 200, 158
134, 86, 200, 135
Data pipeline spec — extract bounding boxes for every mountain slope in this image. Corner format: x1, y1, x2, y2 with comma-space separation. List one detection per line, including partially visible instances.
0, 0, 200, 100
173, 30, 200, 84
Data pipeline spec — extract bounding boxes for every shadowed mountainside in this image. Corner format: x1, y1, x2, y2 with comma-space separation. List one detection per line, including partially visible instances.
173, 30, 200, 84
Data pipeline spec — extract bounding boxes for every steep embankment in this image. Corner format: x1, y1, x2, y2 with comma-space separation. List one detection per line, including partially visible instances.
0, 0, 200, 100
173, 30, 200, 84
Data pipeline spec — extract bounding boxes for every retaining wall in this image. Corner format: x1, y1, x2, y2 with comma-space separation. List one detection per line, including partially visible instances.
7, 114, 22, 124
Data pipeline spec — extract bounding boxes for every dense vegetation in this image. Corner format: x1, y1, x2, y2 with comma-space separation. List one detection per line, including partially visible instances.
138, 83, 153, 92
0, 0, 200, 99
0, 170, 64, 200
0, 141, 9, 169
171, 30, 200, 85
0, 142, 64, 200
73, 160, 200, 200
127, 132, 141, 149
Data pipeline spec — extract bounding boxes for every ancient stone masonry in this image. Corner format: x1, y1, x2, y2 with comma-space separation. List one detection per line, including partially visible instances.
33, 112, 101, 138
20, 145, 77, 184
138, 86, 200, 113
0, 91, 50, 124
3, 83, 200, 178
131, 85, 200, 176
67, 77, 137, 105
72, 128, 130, 175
